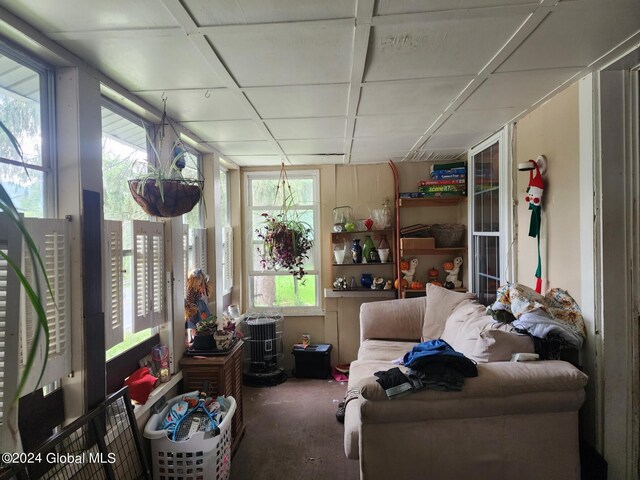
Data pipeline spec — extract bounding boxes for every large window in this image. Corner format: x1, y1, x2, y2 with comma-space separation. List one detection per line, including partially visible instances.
468, 130, 512, 305
244, 170, 321, 313
220, 168, 233, 294
0, 45, 55, 218
101, 103, 160, 359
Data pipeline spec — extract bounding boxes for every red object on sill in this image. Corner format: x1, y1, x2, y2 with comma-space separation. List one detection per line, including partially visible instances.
124, 367, 158, 404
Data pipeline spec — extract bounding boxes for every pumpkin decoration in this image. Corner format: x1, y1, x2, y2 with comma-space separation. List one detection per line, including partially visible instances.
410, 281, 424, 290
400, 260, 410, 271
442, 261, 455, 271
428, 266, 439, 282
394, 278, 409, 290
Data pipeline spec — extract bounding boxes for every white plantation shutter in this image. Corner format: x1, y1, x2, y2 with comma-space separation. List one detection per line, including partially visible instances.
132, 220, 164, 332
19, 219, 71, 393
103, 221, 123, 350
189, 228, 207, 272
222, 226, 233, 292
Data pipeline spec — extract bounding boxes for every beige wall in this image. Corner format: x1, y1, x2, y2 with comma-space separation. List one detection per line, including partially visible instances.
514, 82, 582, 304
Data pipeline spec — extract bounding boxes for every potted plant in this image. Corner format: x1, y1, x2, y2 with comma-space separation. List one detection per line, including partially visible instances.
128, 99, 204, 218
255, 164, 313, 280
191, 315, 217, 351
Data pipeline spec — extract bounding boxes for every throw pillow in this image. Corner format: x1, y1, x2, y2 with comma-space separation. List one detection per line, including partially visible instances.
422, 284, 477, 342
472, 330, 535, 363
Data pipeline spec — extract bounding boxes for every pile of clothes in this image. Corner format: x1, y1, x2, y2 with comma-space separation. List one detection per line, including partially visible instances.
375, 339, 477, 400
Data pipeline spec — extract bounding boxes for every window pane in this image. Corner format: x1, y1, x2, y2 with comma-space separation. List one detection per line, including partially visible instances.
252, 275, 317, 308
474, 235, 500, 305
473, 142, 500, 233
220, 169, 228, 226
0, 54, 42, 167
251, 177, 314, 207
0, 164, 43, 217
182, 152, 202, 229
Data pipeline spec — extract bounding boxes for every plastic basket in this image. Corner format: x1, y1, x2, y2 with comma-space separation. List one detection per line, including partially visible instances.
144, 393, 237, 480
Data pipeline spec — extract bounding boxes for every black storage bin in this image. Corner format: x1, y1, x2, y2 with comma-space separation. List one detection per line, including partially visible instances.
292, 344, 332, 379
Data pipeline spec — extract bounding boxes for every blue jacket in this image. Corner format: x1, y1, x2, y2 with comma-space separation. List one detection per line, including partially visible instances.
403, 339, 478, 377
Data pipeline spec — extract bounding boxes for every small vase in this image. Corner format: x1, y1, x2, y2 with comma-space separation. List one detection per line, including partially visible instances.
361, 273, 373, 289
362, 236, 374, 263
351, 239, 362, 263
378, 234, 390, 250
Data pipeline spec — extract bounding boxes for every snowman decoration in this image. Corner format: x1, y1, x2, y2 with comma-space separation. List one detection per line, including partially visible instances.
524, 160, 544, 293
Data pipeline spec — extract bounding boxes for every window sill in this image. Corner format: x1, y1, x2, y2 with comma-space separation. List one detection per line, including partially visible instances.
133, 371, 182, 420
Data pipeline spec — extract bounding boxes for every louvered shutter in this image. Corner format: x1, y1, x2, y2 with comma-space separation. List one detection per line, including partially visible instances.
132, 220, 164, 332
189, 228, 207, 272
222, 226, 233, 292
19, 219, 71, 393
183, 224, 189, 296
104, 220, 123, 349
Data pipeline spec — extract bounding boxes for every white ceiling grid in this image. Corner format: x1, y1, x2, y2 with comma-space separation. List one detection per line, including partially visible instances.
0, 0, 639, 166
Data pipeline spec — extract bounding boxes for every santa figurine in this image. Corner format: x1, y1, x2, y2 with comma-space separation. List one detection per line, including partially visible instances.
524, 160, 544, 293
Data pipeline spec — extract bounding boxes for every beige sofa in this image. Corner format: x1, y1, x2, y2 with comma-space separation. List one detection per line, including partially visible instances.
344, 285, 588, 480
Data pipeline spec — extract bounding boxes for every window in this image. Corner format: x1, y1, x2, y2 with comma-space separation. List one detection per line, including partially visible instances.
101, 102, 160, 359
244, 170, 321, 314
468, 130, 512, 305
220, 168, 232, 294
0, 44, 55, 218
182, 149, 206, 285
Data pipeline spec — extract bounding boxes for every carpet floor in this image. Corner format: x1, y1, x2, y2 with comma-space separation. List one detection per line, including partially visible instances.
230, 377, 360, 480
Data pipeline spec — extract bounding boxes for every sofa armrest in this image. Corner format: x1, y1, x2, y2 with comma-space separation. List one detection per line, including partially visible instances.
360, 297, 426, 342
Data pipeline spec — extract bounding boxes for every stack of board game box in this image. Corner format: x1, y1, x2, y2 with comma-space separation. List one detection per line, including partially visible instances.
418, 161, 467, 197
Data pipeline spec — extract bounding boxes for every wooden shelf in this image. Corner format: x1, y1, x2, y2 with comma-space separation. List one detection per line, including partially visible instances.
331, 228, 394, 236
324, 288, 397, 299
398, 197, 466, 207
332, 262, 393, 267
401, 246, 467, 255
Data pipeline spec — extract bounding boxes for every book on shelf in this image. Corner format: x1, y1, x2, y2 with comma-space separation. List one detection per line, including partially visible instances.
419, 184, 466, 194
431, 161, 467, 172
419, 179, 466, 186
430, 170, 467, 180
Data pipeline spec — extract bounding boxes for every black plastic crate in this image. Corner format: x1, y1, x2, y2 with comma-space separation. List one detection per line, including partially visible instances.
292, 344, 332, 379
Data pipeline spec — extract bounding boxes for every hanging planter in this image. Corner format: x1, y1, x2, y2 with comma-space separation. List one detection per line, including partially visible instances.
128, 178, 203, 217
128, 95, 204, 218
256, 163, 313, 280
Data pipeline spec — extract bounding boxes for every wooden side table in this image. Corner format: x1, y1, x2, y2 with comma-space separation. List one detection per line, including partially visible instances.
180, 340, 245, 453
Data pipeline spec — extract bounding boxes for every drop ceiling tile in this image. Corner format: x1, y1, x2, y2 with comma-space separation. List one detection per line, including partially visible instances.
225, 155, 283, 166
244, 85, 349, 118
136, 89, 250, 122
289, 155, 345, 165
438, 107, 524, 135
180, 120, 265, 141
422, 132, 488, 150
265, 117, 346, 139
56, 36, 225, 92
358, 77, 472, 115
460, 68, 580, 110
206, 141, 278, 156
0, 0, 178, 32
207, 25, 353, 87
351, 136, 418, 154
279, 138, 344, 155
354, 113, 439, 137
375, 0, 534, 16
498, 0, 640, 72
364, 12, 529, 81
184, 0, 355, 25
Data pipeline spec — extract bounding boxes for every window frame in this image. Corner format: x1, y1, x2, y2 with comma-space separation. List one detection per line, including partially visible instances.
220, 167, 232, 295
0, 39, 57, 218
244, 169, 322, 316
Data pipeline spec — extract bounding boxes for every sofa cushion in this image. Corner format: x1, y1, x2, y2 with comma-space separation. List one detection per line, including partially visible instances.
422, 284, 477, 341
358, 339, 417, 362
472, 330, 535, 362
440, 303, 494, 355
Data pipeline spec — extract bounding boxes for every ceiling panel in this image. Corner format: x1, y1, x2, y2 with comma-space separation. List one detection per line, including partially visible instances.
355, 113, 439, 137
422, 132, 488, 150
244, 84, 349, 118
56, 35, 225, 92
184, 0, 355, 25
265, 117, 346, 140
351, 135, 418, 154
364, 12, 529, 82
180, 120, 265, 141
375, 0, 535, 16
289, 154, 345, 165
279, 138, 344, 155
206, 140, 279, 156
0, 0, 178, 32
438, 107, 524, 135
225, 155, 283, 166
498, 0, 640, 72
460, 68, 580, 110
358, 77, 472, 115
136, 89, 250, 122
207, 25, 353, 87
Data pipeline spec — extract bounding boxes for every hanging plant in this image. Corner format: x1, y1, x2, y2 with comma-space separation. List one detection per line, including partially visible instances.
128, 95, 204, 218
255, 163, 313, 280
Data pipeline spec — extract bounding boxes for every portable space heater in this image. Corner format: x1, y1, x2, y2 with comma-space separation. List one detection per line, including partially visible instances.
241, 312, 286, 387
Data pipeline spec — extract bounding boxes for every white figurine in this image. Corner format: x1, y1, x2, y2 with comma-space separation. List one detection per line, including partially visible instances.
401, 258, 419, 284
444, 256, 463, 288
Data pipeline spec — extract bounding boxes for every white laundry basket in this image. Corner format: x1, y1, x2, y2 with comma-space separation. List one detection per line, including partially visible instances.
144, 394, 237, 480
